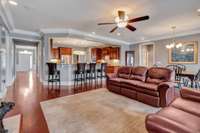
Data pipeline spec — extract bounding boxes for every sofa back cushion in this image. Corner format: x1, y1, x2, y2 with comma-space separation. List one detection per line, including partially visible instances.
147, 67, 173, 84
130, 66, 148, 82
117, 67, 132, 79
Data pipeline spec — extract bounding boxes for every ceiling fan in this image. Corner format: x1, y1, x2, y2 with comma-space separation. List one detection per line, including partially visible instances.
98, 10, 149, 33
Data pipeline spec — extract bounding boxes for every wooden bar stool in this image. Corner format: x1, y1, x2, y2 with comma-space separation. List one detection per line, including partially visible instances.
86, 63, 96, 81
46, 63, 61, 88
97, 63, 107, 81
74, 63, 86, 86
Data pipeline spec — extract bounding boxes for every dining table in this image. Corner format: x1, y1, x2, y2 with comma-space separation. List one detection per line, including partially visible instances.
179, 71, 196, 88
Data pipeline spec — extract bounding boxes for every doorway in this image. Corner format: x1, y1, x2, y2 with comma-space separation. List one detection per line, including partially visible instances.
139, 43, 155, 67
15, 45, 37, 72
17, 51, 33, 71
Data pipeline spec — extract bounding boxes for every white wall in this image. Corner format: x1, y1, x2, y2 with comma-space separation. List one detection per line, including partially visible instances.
0, 25, 15, 98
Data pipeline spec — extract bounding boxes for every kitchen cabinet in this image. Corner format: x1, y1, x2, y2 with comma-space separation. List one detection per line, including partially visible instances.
91, 48, 102, 62
51, 47, 72, 59
91, 47, 120, 62
51, 48, 59, 59
110, 47, 120, 60
59, 48, 72, 55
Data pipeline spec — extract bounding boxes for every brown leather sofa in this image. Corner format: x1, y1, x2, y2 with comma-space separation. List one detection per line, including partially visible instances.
146, 88, 200, 133
107, 66, 175, 107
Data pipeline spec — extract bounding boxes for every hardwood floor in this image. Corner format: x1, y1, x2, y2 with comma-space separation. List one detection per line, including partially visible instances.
5, 71, 106, 133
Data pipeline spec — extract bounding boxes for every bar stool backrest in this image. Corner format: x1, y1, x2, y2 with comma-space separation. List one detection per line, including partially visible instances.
46, 63, 57, 75
101, 63, 107, 72
77, 63, 86, 73
89, 63, 96, 72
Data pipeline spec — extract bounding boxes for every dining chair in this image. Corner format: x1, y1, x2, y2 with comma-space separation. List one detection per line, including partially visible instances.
166, 64, 185, 89
194, 69, 200, 89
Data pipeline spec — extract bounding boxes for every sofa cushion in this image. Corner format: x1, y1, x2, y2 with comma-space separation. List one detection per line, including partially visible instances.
117, 67, 132, 79
146, 114, 195, 133
147, 67, 173, 84
122, 80, 158, 91
157, 107, 200, 132
121, 80, 159, 96
109, 78, 128, 85
130, 66, 148, 82
171, 97, 200, 117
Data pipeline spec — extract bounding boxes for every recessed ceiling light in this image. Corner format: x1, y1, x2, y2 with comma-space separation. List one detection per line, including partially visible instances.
8, 0, 18, 6
117, 33, 120, 36
92, 32, 96, 35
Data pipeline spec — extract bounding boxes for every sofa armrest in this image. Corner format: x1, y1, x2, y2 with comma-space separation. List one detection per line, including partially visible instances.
158, 82, 176, 107
180, 87, 200, 102
106, 73, 117, 80
146, 114, 192, 133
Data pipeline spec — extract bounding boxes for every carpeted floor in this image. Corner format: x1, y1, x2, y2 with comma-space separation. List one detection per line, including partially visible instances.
41, 89, 160, 133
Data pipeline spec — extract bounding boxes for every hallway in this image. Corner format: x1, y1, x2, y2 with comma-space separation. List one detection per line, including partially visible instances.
5, 72, 105, 133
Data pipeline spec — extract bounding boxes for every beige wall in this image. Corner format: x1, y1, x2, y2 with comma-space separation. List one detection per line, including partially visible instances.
130, 33, 200, 72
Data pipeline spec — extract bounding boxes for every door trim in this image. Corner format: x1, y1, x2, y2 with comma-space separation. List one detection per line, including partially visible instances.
139, 42, 155, 66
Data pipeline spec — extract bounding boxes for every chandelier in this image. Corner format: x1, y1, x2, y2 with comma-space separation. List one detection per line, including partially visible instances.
166, 26, 183, 49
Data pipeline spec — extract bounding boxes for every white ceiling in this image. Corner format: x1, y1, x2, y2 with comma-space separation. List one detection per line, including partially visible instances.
4, 0, 200, 43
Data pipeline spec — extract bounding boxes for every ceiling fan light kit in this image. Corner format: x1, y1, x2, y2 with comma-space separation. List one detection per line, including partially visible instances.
98, 10, 149, 33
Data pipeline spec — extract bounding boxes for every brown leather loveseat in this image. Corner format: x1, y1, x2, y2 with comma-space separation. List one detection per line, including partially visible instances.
146, 88, 200, 133
107, 66, 175, 107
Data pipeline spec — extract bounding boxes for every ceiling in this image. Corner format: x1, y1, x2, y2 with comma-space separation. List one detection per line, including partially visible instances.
4, 0, 200, 43
53, 37, 112, 48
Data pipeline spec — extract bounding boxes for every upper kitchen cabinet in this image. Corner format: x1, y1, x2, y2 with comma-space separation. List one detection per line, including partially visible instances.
91, 48, 102, 62
59, 48, 72, 56
110, 47, 120, 60
51, 48, 59, 59
51, 47, 72, 59
91, 47, 120, 62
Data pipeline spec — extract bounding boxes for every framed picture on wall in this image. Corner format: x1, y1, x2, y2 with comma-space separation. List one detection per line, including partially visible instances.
168, 41, 198, 64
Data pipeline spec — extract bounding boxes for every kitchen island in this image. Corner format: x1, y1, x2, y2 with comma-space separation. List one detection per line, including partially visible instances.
44, 63, 120, 86
57, 64, 75, 85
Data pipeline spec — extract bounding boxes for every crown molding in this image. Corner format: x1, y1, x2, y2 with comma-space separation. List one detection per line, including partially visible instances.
40, 28, 130, 45
0, 0, 15, 31
40, 28, 69, 34
12, 29, 41, 37
11, 29, 41, 42
130, 29, 200, 45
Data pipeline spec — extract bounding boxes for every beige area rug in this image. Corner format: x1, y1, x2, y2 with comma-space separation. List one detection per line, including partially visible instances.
41, 89, 160, 133
4, 115, 21, 133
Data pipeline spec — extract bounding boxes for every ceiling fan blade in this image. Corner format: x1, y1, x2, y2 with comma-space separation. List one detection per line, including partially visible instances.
118, 10, 125, 20
126, 25, 136, 32
128, 16, 150, 23
98, 22, 116, 25
110, 26, 118, 33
